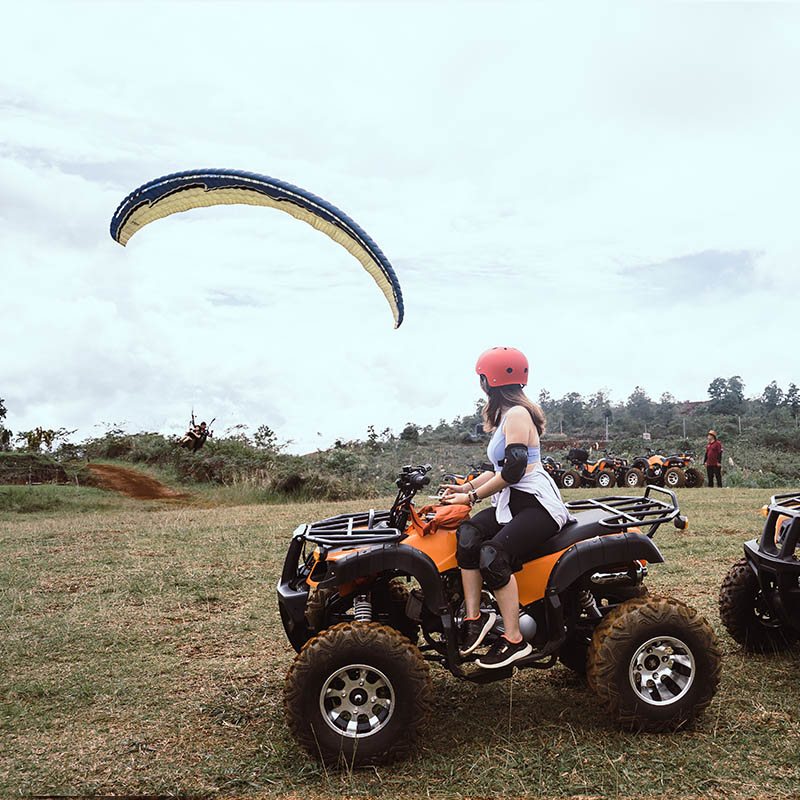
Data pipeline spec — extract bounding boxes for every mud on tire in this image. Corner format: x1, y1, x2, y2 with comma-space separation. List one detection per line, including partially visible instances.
719, 557, 798, 652
284, 622, 432, 765
587, 595, 721, 731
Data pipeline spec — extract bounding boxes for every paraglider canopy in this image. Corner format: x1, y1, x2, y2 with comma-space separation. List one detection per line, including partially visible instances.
109, 169, 404, 327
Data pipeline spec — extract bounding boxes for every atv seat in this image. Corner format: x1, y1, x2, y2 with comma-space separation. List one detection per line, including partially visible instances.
524, 507, 621, 561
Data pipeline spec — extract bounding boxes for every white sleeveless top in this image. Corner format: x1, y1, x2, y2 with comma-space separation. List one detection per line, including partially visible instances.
487, 410, 574, 528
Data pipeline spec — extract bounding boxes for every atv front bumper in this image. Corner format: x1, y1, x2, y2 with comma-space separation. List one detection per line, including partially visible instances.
743, 538, 800, 631
277, 531, 312, 651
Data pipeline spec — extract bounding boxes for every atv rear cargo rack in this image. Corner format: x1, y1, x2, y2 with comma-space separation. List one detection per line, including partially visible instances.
566, 485, 686, 537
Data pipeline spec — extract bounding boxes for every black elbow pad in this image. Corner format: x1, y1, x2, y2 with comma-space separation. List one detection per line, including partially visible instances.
500, 443, 528, 484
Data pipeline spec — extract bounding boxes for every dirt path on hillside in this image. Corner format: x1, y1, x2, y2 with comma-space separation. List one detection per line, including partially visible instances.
87, 464, 191, 501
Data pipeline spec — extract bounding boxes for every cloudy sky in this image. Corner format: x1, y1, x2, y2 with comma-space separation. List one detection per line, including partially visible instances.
3, 1, 799, 453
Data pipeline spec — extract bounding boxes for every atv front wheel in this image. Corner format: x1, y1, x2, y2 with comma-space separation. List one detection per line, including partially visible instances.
719, 558, 798, 652
684, 467, 704, 488
664, 467, 685, 488
587, 595, 721, 731
596, 469, 615, 489
284, 622, 432, 765
561, 469, 582, 489
624, 468, 645, 489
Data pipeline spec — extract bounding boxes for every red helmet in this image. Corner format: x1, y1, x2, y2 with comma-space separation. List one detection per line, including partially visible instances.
475, 347, 529, 387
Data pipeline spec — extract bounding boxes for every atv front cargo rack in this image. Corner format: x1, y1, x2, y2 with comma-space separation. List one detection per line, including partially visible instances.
758, 490, 800, 559
297, 508, 405, 547
769, 490, 800, 514
566, 485, 685, 537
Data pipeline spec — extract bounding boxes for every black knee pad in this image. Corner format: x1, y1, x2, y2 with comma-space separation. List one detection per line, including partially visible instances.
456, 521, 484, 569
479, 543, 512, 590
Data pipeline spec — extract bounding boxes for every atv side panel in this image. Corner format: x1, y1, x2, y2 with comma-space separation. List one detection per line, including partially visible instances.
317, 543, 449, 615
546, 532, 663, 596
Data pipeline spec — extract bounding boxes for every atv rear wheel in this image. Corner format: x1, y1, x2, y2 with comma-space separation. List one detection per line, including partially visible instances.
284, 622, 432, 765
560, 585, 650, 676
664, 467, 685, 488
561, 469, 582, 489
684, 467, 704, 488
624, 468, 645, 489
587, 595, 721, 731
719, 557, 798, 652
598, 583, 649, 604
596, 469, 615, 489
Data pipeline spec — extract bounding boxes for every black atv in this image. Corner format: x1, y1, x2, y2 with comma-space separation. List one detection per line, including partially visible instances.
278, 464, 722, 765
719, 490, 800, 652
542, 455, 565, 486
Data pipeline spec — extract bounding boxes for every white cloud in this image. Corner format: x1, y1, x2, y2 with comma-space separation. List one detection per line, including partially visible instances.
2, 1, 799, 453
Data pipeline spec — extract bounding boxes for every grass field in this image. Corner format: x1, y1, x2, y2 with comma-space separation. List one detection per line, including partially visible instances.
2, 486, 798, 798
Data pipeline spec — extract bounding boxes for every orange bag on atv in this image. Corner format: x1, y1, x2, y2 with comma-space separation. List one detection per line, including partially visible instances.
409, 503, 472, 536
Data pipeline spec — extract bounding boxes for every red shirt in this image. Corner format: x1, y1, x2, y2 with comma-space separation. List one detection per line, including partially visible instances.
705, 440, 722, 466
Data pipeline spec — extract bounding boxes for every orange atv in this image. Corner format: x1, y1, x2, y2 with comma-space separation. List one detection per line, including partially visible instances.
559, 448, 618, 489
278, 464, 721, 765
623, 449, 703, 489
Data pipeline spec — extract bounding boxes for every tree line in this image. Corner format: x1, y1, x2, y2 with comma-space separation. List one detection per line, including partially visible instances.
2, 375, 799, 457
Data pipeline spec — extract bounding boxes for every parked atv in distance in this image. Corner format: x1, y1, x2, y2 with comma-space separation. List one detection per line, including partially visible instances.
624, 449, 702, 489
542, 455, 565, 486
719, 491, 800, 652
604, 452, 630, 489
278, 463, 721, 765
560, 448, 618, 489
441, 462, 493, 488
677, 454, 705, 488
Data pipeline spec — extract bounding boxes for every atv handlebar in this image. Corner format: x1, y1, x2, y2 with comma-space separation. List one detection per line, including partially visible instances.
397, 463, 432, 490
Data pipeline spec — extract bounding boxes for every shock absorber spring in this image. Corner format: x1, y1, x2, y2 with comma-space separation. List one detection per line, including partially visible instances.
578, 589, 602, 619
353, 594, 372, 622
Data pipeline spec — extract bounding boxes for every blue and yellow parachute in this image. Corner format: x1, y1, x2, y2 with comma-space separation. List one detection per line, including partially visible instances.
110, 169, 404, 327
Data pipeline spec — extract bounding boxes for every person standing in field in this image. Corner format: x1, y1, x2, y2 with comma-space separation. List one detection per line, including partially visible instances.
704, 430, 723, 487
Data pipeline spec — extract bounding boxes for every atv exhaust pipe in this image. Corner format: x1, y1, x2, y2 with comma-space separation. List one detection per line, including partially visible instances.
590, 563, 647, 586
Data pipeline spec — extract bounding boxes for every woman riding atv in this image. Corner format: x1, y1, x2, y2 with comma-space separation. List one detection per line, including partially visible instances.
441, 347, 573, 669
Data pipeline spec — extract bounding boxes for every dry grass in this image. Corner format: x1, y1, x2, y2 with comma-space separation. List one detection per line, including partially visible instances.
1, 487, 798, 798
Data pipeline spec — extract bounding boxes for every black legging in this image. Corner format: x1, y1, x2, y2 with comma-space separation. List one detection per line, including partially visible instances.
456, 489, 559, 589
707, 465, 722, 487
